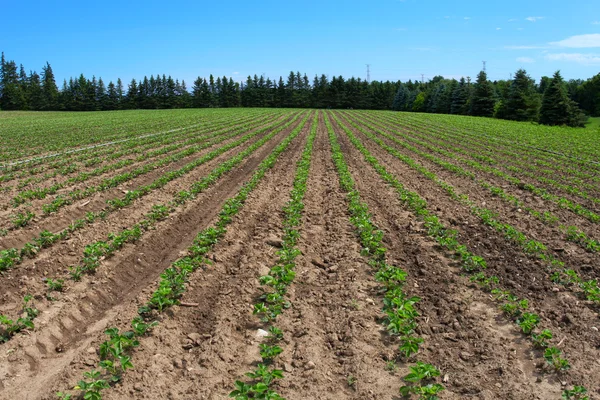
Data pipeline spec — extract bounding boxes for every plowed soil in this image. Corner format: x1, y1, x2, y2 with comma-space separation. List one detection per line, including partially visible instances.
1, 109, 598, 400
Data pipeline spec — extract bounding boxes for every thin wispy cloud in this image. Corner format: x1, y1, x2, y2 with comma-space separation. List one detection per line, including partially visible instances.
508, 18, 517, 22
593, 21, 600, 25
550, 33, 600, 48
516, 28, 524, 31
496, 27, 502, 30
516, 57, 535, 63
545, 53, 600, 65
394, 27, 408, 31
464, 17, 471, 20
505, 45, 547, 50
525, 16, 544, 22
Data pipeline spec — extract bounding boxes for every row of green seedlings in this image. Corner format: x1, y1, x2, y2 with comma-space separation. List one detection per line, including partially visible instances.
0, 114, 223, 177
56, 112, 310, 400
0, 113, 301, 276
7, 112, 270, 195
63, 113, 307, 283
3, 114, 244, 209
350, 112, 600, 254
397, 114, 600, 192
39, 113, 291, 215
325, 112, 444, 399
8, 112, 279, 211
0, 295, 39, 343
231, 112, 318, 400
376, 113, 600, 223
332, 114, 587, 397
1, 111, 265, 186
339, 113, 600, 305
7, 126, 195, 190
0, 113, 304, 345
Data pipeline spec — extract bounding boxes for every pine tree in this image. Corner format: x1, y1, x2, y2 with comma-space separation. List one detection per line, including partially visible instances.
106, 81, 118, 110
27, 71, 44, 110
116, 78, 124, 109
540, 71, 587, 127
451, 78, 469, 114
41, 62, 59, 110
392, 84, 410, 111
470, 71, 496, 117
0, 57, 26, 110
501, 69, 540, 121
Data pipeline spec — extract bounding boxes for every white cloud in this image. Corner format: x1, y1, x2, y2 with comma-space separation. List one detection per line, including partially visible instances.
550, 33, 600, 48
517, 28, 524, 31
508, 18, 517, 22
525, 16, 544, 22
496, 27, 502, 30
516, 57, 535, 63
505, 45, 547, 49
545, 53, 600, 65
233, 72, 240, 75
464, 17, 471, 20
593, 21, 600, 25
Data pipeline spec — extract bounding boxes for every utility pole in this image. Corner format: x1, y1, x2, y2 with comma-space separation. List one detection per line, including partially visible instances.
482, 61, 486, 72
366, 64, 371, 83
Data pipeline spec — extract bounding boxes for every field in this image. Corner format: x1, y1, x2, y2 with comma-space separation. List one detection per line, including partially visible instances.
0, 108, 599, 400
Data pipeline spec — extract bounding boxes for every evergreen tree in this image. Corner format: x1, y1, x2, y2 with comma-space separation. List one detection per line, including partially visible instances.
470, 71, 496, 117
106, 81, 118, 110
116, 78, 124, 109
501, 69, 540, 121
27, 71, 43, 110
540, 71, 587, 127
0, 56, 26, 110
392, 84, 410, 111
450, 78, 469, 115
126, 78, 138, 109
41, 62, 59, 110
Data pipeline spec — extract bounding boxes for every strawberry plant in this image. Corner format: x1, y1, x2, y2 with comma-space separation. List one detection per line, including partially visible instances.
399, 362, 444, 399
562, 386, 589, 400
544, 347, 571, 372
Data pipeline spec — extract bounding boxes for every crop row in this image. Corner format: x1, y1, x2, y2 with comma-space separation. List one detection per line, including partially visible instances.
340, 113, 600, 307
0, 112, 292, 241
368, 112, 600, 214
0, 111, 268, 189
56, 111, 311, 400
398, 114, 600, 192
0, 113, 302, 281
325, 112, 445, 398
231, 112, 318, 400
0, 109, 248, 163
6, 112, 280, 210
331, 112, 588, 397
345, 112, 600, 254
402, 112, 600, 171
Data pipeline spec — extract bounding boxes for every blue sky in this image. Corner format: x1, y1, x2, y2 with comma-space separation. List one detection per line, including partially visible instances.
1, 0, 599, 86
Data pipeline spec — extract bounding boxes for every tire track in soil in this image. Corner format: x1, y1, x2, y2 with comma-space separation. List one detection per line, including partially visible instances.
0, 113, 290, 250
0, 115, 306, 400
335, 115, 600, 395
101, 112, 314, 400
0, 118, 288, 310
333, 116, 560, 399
273, 115, 398, 400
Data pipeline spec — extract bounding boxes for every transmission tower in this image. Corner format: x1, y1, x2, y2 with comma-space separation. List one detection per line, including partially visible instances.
421, 74, 425, 84
366, 64, 371, 83
482, 61, 487, 72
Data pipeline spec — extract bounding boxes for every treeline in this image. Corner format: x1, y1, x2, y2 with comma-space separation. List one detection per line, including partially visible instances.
1, 52, 599, 127
393, 70, 596, 127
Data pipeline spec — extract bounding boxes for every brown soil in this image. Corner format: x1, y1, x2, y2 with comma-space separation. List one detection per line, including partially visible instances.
1, 110, 599, 400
